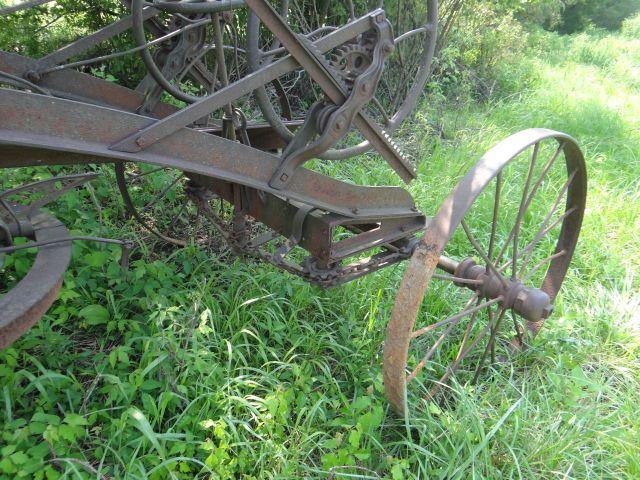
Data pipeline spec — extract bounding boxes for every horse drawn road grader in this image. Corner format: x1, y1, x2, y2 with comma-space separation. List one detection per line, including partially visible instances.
0, 0, 586, 415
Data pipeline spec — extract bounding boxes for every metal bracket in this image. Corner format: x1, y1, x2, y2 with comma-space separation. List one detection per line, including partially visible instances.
244, 0, 416, 184
269, 14, 395, 189
273, 203, 315, 264
136, 17, 211, 115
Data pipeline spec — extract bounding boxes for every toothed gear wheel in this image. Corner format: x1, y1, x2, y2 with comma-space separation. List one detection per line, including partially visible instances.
330, 43, 373, 89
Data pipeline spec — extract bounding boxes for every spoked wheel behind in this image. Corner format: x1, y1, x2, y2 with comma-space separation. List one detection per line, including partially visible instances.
246, 0, 438, 159
383, 129, 587, 415
114, 162, 228, 247
130, 0, 292, 125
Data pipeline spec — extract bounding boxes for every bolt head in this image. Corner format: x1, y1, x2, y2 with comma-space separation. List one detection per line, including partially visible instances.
382, 42, 394, 55
514, 290, 527, 310
376, 13, 385, 23
25, 70, 41, 82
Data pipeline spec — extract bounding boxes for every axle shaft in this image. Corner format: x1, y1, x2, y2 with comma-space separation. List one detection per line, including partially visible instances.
436, 255, 553, 323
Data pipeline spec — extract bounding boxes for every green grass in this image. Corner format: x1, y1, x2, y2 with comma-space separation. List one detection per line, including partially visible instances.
1, 27, 640, 479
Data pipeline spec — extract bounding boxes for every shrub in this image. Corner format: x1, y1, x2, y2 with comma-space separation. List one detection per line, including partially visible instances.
559, 0, 640, 33
621, 12, 640, 38
435, 2, 530, 99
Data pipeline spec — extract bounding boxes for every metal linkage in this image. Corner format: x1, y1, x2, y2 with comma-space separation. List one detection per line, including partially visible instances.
108, 9, 387, 152
244, 0, 416, 184
269, 14, 395, 188
185, 176, 423, 287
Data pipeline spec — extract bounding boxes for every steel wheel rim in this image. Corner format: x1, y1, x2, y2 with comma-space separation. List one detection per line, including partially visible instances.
0, 210, 71, 349
383, 128, 587, 415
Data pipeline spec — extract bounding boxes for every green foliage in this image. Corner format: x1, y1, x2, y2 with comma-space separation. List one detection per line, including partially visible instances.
622, 12, 640, 38
1, 3, 640, 479
434, 1, 535, 100
558, 0, 640, 33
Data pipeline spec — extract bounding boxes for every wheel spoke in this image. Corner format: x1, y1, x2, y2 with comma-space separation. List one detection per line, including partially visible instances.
493, 143, 563, 270
522, 249, 567, 281
521, 141, 564, 217
498, 207, 575, 275
427, 307, 501, 398
472, 307, 507, 383
461, 219, 509, 288
512, 142, 539, 280
487, 172, 502, 272
432, 273, 484, 286
511, 309, 525, 348
455, 298, 482, 362
410, 292, 479, 339
498, 170, 577, 276
407, 296, 503, 383
512, 205, 576, 272
142, 173, 184, 212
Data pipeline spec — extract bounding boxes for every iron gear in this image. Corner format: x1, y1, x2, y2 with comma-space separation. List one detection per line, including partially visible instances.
330, 38, 375, 90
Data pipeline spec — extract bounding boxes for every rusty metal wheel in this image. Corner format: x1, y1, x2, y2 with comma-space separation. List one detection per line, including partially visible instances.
0, 209, 71, 349
115, 162, 225, 247
383, 128, 587, 415
247, 0, 438, 159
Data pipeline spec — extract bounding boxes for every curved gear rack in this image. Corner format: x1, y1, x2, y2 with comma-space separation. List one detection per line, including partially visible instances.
0, 0, 586, 416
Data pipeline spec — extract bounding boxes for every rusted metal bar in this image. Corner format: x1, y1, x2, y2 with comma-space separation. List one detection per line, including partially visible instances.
0, 88, 419, 220
108, 9, 382, 152
0, 52, 177, 117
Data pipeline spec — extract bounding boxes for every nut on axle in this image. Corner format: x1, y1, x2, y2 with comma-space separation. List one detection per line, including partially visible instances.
448, 257, 553, 323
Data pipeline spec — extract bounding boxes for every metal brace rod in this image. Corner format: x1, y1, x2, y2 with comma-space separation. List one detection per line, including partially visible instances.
32, 7, 159, 73
244, 0, 416, 184
0, 236, 133, 268
108, 9, 390, 154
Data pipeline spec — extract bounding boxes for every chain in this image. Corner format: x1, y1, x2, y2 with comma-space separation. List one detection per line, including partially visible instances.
187, 183, 415, 287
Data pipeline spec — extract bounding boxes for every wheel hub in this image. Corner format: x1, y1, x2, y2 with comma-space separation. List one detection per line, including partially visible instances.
453, 257, 553, 323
